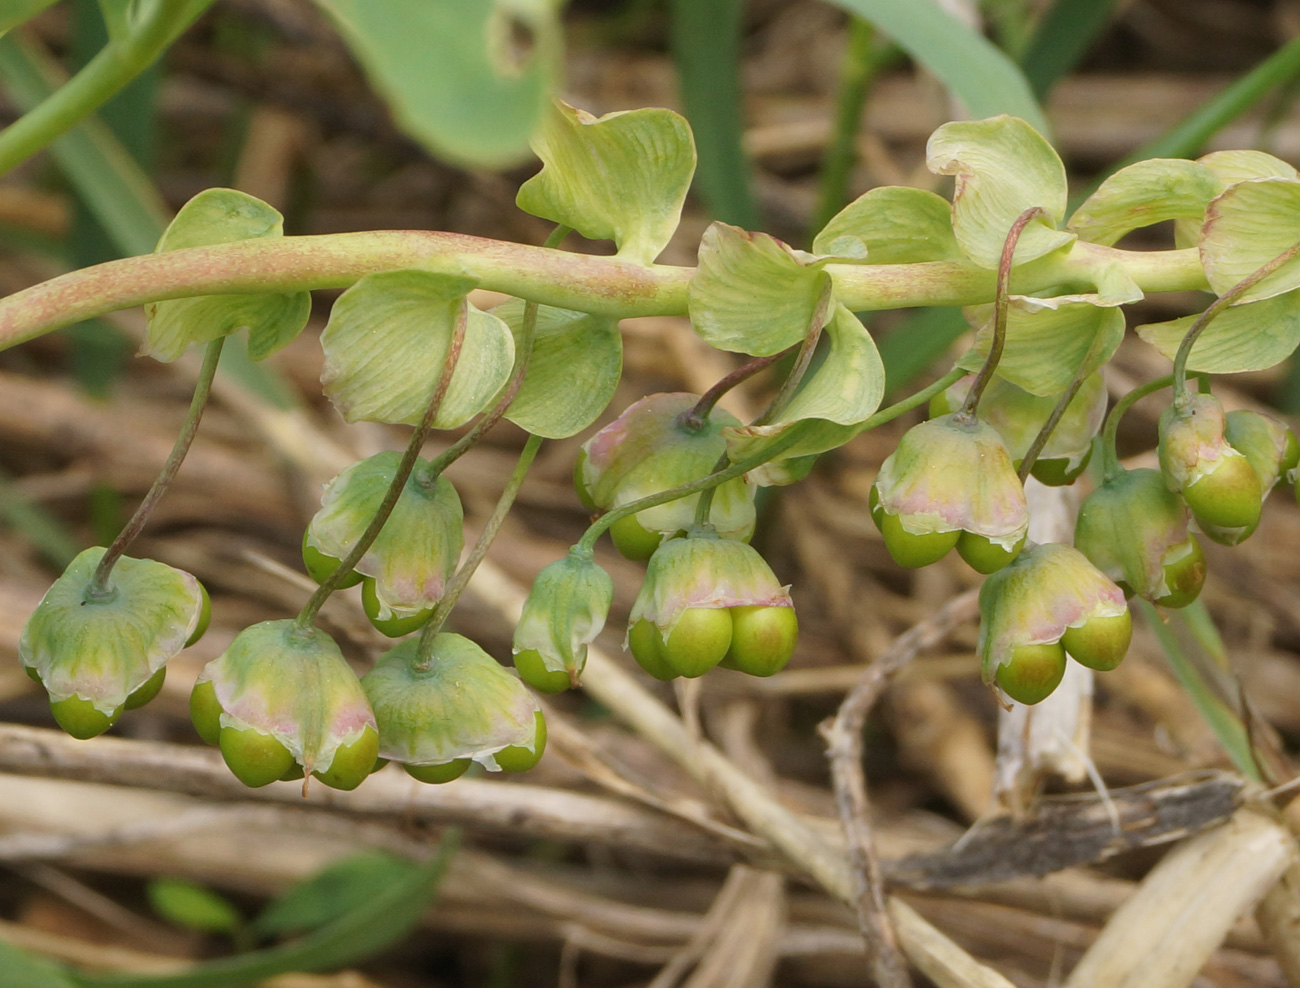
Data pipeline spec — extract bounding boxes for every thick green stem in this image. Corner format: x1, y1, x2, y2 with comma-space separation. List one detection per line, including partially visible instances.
0, 0, 213, 177
1100, 374, 1175, 480
295, 307, 466, 629
958, 207, 1046, 421
416, 433, 545, 667
0, 237, 1211, 352
89, 335, 223, 595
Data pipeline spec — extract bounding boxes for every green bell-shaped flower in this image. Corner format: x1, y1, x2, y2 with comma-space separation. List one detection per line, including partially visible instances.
930, 372, 1106, 486
1074, 468, 1206, 609
512, 549, 614, 693
1158, 394, 1262, 544
21, 547, 207, 739
1224, 409, 1299, 495
362, 635, 545, 781
627, 532, 797, 680
190, 620, 379, 791
871, 413, 1029, 573
979, 542, 1131, 705
577, 393, 756, 560
305, 452, 463, 636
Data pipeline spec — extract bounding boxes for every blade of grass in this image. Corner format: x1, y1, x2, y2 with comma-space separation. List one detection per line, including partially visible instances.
1019, 0, 1122, 99
0, 0, 59, 38
0, 464, 80, 567
1134, 599, 1259, 781
826, 0, 1048, 136
877, 306, 968, 396
668, 0, 758, 228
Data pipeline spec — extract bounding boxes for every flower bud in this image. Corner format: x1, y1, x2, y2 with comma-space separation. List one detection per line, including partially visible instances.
362, 635, 545, 779
20, 547, 207, 739
191, 620, 379, 790
930, 372, 1106, 486
1224, 409, 1298, 494
578, 394, 756, 560
872, 413, 1028, 573
512, 549, 614, 693
979, 542, 1130, 704
306, 453, 463, 636
627, 534, 796, 679
1158, 394, 1262, 544
1074, 467, 1206, 608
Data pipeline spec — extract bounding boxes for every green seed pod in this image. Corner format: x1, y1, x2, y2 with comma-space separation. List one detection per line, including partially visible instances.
493, 711, 548, 773
512, 549, 614, 691
1224, 409, 1298, 493
979, 542, 1130, 705
362, 635, 543, 777
721, 605, 799, 677
1158, 394, 1262, 543
1060, 611, 1132, 671
874, 414, 1028, 572
578, 393, 756, 559
20, 547, 208, 738
628, 534, 796, 680
306, 452, 464, 633
124, 668, 167, 710
404, 759, 471, 784
301, 530, 362, 589
1154, 535, 1207, 609
193, 620, 379, 791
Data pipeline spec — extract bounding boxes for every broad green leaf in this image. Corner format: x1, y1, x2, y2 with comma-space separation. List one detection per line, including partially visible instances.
144, 189, 310, 362
960, 300, 1124, 396
722, 304, 884, 476
495, 299, 621, 438
0, 937, 77, 988
1199, 178, 1300, 302
312, 0, 561, 169
1, 0, 60, 37
690, 221, 832, 355
147, 878, 242, 934
813, 186, 962, 262
320, 269, 513, 428
516, 100, 696, 265
254, 852, 410, 939
1067, 159, 1223, 247
825, 0, 1047, 134
1136, 290, 1300, 373
1174, 149, 1300, 249
927, 116, 1074, 268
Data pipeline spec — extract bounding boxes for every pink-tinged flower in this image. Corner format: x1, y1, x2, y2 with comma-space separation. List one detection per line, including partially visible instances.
191, 620, 378, 791
1158, 393, 1262, 544
871, 413, 1028, 572
578, 393, 755, 559
979, 542, 1131, 705
512, 549, 614, 693
1074, 468, 1206, 609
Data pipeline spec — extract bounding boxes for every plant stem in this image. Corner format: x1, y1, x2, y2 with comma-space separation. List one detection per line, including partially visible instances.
810, 16, 879, 238
1099, 374, 1174, 480
416, 432, 545, 666
1172, 238, 1300, 397
0, 0, 214, 177
89, 336, 223, 595
958, 207, 1046, 421
295, 307, 466, 629
1015, 326, 1111, 483
682, 350, 792, 431
754, 279, 835, 427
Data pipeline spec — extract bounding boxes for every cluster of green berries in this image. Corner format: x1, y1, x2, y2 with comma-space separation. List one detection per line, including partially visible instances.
866, 375, 1299, 706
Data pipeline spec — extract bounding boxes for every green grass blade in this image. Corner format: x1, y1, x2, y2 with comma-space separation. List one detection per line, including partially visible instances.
876, 306, 968, 395
668, 0, 758, 228
0, 464, 81, 567
825, 0, 1048, 135
0, 0, 60, 37
1018, 0, 1122, 99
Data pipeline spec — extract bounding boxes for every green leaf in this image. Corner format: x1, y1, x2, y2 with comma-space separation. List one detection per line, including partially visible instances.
320, 269, 514, 427
0, 937, 77, 988
312, 0, 561, 169
1067, 159, 1223, 247
1018, 0, 1121, 99
253, 852, 410, 939
813, 186, 962, 262
824, 0, 1047, 134
143, 189, 310, 361
0, 0, 60, 37
722, 304, 884, 473
147, 878, 242, 935
926, 116, 1074, 268
1199, 178, 1300, 302
495, 300, 621, 439
960, 300, 1124, 396
516, 100, 696, 265
73, 833, 459, 988
689, 222, 832, 355
1136, 290, 1300, 374
1197, 149, 1299, 185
